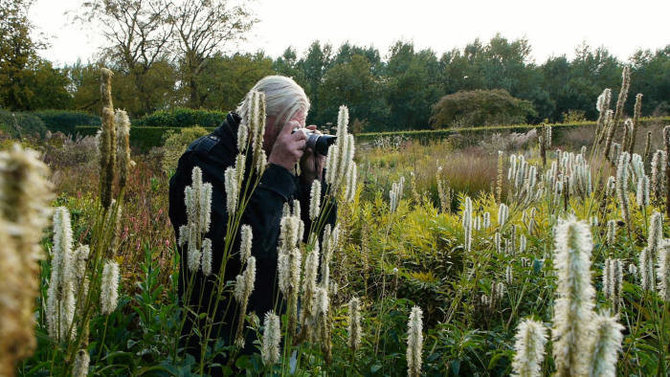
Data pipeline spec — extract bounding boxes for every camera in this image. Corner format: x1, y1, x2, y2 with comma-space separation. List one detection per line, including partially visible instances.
292, 127, 337, 156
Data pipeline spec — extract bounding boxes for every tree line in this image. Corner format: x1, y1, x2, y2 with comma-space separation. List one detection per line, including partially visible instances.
1, 0, 669, 132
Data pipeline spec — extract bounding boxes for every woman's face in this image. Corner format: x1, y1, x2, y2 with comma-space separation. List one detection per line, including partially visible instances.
263, 109, 306, 153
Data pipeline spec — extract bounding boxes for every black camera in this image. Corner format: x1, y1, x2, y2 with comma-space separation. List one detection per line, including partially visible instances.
292, 128, 337, 156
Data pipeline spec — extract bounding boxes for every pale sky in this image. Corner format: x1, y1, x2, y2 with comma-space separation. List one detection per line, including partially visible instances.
31, 0, 670, 67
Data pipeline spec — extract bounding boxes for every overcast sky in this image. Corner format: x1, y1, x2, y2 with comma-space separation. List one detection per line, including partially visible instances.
31, 0, 670, 67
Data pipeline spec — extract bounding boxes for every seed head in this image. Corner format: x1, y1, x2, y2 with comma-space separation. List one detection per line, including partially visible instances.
101, 260, 120, 315
511, 319, 548, 377
406, 306, 423, 377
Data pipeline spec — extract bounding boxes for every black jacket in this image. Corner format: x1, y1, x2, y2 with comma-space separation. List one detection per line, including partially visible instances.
168, 112, 335, 355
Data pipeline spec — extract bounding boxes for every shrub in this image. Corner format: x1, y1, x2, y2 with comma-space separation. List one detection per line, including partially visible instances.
134, 107, 227, 128
161, 126, 211, 173
32, 110, 101, 135
0, 109, 47, 138
430, 89, 537, 129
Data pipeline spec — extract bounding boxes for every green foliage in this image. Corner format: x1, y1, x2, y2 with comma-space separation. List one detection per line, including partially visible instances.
430, 89, 537, 129
32, 110, 101, 135
134, 108, 226, 128
0, 109, 47, 137
161, 126, 211, 173
196, 52, 275, 111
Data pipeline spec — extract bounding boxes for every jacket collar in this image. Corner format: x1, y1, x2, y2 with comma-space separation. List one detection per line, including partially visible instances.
213, 112, 241, 140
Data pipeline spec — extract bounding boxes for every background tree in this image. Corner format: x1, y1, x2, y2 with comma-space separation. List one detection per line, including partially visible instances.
385, 42, 442, 130
0, 0, 70, 110
77, 0, 175, 116
318, 54, 389, 132
169, 0, 256, 108
196, 52, 275, 111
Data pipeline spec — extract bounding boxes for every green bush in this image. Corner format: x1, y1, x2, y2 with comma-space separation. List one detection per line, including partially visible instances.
161, 126, 212, 173
430, 89, 537, 129
134, 107, 227, 128
0, 109, 48, 138
32, 110, 101, 135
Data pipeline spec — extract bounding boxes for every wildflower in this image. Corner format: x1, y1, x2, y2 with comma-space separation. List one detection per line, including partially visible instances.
240, 225, 253, 263
406, 306, 423, 377
234, 256, 256, 347
615, 152, 631, 227
607, 220, 616, 245
640, 247, 654, 290
72, 245, 90, 300
309, 180, 322, 220
482, 212, 491, 229
657, 240, 670, 302
99, 68, 116, 209
495, 232, 502, 254
511, 319, 547, 377
348, 297, 362, 352
201, 238, 212, 276
552, 217, 596, 377
301, 243, 320, 324
101, 260, 120, 315
506, 265, 514, 285
588, 313, 624, 377
224, 166, 239, 215
651, 150, 666, 199
187, 224, 200, 273
498, 203, 509, 227
636, 175, 649, 207
261, 311, 281, 366
72, 349, 90, 377
519, 234, 527, 254
462, 196, 473, 252
345, 162, 358, 202
115, 109, 132, 190
648, 211, 663, 252
316, 286, 332, 362
46, 207, 76, 342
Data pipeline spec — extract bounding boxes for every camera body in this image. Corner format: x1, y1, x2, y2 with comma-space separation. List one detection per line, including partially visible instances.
292, 127, 337, 156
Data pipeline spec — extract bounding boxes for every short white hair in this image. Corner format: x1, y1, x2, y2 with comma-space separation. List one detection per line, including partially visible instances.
236, 75, 310, 130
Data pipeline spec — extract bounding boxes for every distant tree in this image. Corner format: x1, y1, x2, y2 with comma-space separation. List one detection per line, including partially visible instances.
296, 41, 332, 124
318, 54, 389, 132
196, 52, 275, 111
0, 0, 67, 110
385, 41, 442, 130
273, 47, 305, 85
77, 0, 174, 115
169, 0, 256, 108
630, 45, 670, 116
430, 89, 537, 128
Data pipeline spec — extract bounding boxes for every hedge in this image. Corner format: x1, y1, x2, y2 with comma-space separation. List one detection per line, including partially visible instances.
75, 126, 216, 152
355, 116, 670, 143
74, 116, 670, 153
33, 110, 101, 135
134, 107, 227, 128
0, 110, 48, 138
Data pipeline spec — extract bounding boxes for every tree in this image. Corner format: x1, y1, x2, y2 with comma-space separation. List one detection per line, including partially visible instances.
385, 41, 442, 130
169, 0, 256, 108
296, 41, 332, 124
318, 54, 389, 132
430, 89, 537, 129
0, 0, 53, 110
196, 52, 275, 111
77, 0, 174, 115
630, 46, 670, 116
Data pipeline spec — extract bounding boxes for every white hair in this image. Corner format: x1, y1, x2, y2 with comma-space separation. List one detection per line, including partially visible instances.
236, 75, 310, 132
